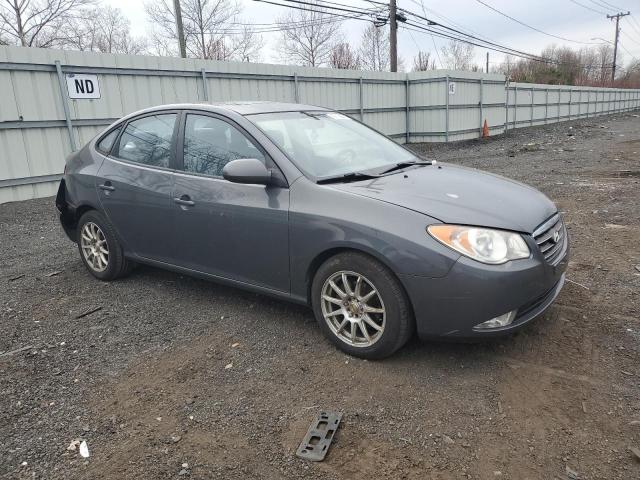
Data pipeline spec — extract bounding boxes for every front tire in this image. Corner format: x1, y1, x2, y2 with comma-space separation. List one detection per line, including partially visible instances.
77, 210, 132, 281
311, 252, 414, 359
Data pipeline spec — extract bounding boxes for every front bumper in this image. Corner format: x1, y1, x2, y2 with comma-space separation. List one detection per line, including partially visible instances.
400, 238, 569, 339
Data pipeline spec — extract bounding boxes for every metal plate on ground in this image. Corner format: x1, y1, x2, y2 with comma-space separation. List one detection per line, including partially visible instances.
296, 411, 342, 461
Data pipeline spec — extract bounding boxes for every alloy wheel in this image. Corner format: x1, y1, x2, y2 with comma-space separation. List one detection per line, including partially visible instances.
80, 222, 109, 272
320, 271, 386, 347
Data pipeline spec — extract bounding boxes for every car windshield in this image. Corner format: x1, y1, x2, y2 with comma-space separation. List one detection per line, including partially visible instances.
247, 111, 418, 179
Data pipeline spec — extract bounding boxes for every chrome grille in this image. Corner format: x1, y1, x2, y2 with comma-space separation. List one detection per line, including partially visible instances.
533, 214, 566, 265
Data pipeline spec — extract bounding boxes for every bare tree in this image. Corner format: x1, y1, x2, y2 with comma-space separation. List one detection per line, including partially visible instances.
0, 0, 93, 47
412, 51, 434, 71
275, 1, 342, 67
146, 31, 178, 57
440, 39, 475, 71
359, 24, 389, 71
146, 0, 257, 60
223, 25, 263, 62
330, 43, 360, 69
67, 6, 146, 54
595, 44, 614, 86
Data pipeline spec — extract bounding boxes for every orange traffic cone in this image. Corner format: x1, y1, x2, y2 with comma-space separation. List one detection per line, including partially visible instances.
482, 119, 489, 138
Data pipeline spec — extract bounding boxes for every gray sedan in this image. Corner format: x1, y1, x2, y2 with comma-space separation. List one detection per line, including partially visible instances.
56, 102, 569, 359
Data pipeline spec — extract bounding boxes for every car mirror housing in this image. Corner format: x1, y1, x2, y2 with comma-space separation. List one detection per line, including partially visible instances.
223, 158, 272, 185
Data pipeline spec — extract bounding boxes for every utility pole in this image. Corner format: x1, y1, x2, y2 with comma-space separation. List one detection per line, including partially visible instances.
173, 0, 187, 59
607, 11, 630, 83
390, 0, 398, 72
486, 52, 489, 73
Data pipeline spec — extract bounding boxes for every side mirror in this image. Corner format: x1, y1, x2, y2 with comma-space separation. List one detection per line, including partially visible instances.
222, 158, 272, 185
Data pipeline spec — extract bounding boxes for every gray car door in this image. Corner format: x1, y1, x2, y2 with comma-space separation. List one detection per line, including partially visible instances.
170, 112, 290, 292
96, 111, 179, 263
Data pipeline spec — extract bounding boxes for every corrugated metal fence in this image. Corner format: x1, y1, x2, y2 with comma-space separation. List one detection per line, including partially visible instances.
1, 46, 639, 203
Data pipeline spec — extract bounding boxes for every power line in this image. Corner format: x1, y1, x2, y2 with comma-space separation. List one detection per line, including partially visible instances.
595, 0, 625, 11
621, 28, 640, 46
405, 0, 496, 44
409, 0, 442, 67
474, 0, 603, 44
402, 20, 615, 69
252, 0, 377, 21
587, 0, 616, 12
618, 41, 640, 62
402, 21, 568, 65
625, 16, 640, 38
568, 0, 608, 15
398, 7, 571, 63
255, 0, 617, 70
276, 0, 380, 17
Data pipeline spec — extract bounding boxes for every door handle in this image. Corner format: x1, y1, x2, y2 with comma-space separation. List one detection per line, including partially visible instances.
99, 181, 115, 192
173, 195, 195, 207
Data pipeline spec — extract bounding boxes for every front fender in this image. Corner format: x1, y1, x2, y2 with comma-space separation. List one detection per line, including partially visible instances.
289, 180, 460, 301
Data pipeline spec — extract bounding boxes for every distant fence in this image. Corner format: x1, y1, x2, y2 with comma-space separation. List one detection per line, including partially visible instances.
1, 46, 639, 203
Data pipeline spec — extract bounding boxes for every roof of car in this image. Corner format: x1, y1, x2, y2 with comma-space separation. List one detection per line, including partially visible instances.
214, 101, 331, 115
134, 101, 331, 117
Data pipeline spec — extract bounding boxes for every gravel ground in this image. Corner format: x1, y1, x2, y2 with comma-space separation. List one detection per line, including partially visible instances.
1, 113, 639, 480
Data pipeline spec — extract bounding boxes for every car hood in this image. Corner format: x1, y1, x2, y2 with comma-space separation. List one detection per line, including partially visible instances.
329, 163, 556, 233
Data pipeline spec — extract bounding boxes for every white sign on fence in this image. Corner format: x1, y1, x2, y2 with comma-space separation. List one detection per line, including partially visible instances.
65, 74, 100, 99
449, 82, 456, 95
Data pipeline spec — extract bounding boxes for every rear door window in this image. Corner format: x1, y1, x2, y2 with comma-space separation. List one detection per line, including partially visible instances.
114, 114, 177, 168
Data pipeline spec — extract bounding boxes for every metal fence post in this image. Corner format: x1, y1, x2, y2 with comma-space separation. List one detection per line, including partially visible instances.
200, 68, 208, 102
479, 78, 484, 137
445, 75, 450, 142
359, 76, 364, 121
544, 88, 549, 124
568, 88, 572, 121
586, 90, 589, 118
293, 72, 299, 103
54, 60, 77, 152
405, 76, 410, 143
504, 79, 509, 133
578, 90, 582, 118
628, 90, 630, 111
530, 87, 534, 126
514, 84, 518, 129
558, 88, 561, 123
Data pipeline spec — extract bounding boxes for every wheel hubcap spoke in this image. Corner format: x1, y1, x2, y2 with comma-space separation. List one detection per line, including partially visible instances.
321, 270, 386, 348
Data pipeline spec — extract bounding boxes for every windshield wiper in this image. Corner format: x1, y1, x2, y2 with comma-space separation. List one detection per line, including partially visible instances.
376, 159, 433, 175
317, 171, 380, 184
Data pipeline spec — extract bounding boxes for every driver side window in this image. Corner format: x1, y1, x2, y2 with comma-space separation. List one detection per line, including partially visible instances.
183, 114, 265, 177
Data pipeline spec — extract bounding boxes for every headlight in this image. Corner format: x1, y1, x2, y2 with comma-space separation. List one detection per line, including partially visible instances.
427, 224, 530, 264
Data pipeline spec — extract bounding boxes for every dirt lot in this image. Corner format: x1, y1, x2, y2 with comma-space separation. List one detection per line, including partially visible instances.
1, 114, 639, 480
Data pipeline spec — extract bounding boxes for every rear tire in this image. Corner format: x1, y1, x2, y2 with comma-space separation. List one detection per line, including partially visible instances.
76, 210, 132, 281
311, 252, 414, 359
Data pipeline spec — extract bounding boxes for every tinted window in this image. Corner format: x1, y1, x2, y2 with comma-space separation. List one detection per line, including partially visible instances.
96, 127, 121, 154
183, 114, 265, 177
115, 114, 177, 168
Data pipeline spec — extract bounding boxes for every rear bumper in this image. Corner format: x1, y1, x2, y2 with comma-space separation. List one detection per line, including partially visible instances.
401, 240, 569, 339
55, 179, 77, 242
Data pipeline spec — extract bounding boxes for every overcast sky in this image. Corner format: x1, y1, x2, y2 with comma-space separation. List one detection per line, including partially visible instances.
105, 0, 640, 69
